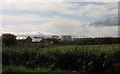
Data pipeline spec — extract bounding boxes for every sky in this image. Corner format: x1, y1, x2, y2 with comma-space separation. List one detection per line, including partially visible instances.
0, 0, 119, 38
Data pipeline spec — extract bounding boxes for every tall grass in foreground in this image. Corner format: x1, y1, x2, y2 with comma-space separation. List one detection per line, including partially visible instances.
2, 44, 120, 73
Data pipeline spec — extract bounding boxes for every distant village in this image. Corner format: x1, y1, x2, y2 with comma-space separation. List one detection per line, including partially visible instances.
16, 35, 72, 44
1, 33, 120, 46
16, 34, 120, 45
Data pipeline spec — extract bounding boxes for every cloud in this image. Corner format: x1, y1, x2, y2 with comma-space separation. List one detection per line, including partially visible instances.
2, 14, 51, 27
72, 25, 118, 38
2, 2, 71, 11
1, 0, 64, 2
2, 24, 41, 32
1, 2, 118, 37
2, 17, 119, 38
2, 14, 49, 22
87, 26, 119, 37
99, 0, 119, 2
90, 16, 118, 26
79, 3, 109, 17
40, 17, 82, 35
2, 2, 117, 17
1, 0, 119, 2
65, 0, 119, 2
2, 15, 82, 35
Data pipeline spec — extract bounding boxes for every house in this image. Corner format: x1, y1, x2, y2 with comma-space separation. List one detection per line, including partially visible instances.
61, 35, 72, 41
31, 36, 43, 43
51, 35, 60, 39
16, 36, 32, 43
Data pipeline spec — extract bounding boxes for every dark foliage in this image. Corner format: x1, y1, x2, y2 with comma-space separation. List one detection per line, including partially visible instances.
2, 45, 120, 74
60, 37, 120, 45
2, 34, 17, 47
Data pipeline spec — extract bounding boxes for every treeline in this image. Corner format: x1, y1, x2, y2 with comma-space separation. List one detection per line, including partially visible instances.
39, 37, 120, 45
1, 33, 120, 47
72, 37, 120, 45
58, 37, 120, 45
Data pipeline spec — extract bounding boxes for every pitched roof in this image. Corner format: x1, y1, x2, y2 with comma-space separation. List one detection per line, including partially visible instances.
31, 36, 43, 42
16, 36, 28, 40
16, 35, 43, 42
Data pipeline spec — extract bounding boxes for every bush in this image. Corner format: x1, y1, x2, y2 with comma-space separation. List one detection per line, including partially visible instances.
2, 34, 17, 47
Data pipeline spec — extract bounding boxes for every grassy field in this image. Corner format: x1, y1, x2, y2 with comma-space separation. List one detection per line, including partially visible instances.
2, 44, 120, 73
3, 44, 120, 54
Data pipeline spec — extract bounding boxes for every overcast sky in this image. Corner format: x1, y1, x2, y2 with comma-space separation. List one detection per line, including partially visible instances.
1, 0, 119, 37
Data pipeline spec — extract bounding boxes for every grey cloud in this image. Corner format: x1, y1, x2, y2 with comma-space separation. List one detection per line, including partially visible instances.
90, 16, 119, 27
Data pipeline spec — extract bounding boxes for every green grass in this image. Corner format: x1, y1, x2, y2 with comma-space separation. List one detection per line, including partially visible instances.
2, 65, 81, 74
3, 44, 119, 53
2, 65, 52, 72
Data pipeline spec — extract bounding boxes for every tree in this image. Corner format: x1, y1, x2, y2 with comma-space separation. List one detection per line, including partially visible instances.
2, 33, 17, 46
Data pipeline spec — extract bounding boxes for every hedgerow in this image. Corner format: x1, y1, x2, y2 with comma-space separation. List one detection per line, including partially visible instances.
2, 44, 120, 73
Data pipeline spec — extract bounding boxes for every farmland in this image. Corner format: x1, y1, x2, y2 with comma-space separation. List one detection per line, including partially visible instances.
2, 44, 120, 74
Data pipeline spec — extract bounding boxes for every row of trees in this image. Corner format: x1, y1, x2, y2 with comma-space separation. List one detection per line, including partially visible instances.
1, 33, 120, 47
72, 37, 120, 45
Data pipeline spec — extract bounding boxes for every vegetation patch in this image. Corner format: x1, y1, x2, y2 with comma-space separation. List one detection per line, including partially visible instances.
2, 44, 120, 73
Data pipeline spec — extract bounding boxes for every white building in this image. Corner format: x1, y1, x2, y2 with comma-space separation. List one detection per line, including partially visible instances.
31, 36, 43, 43
61, 35, 72, 41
